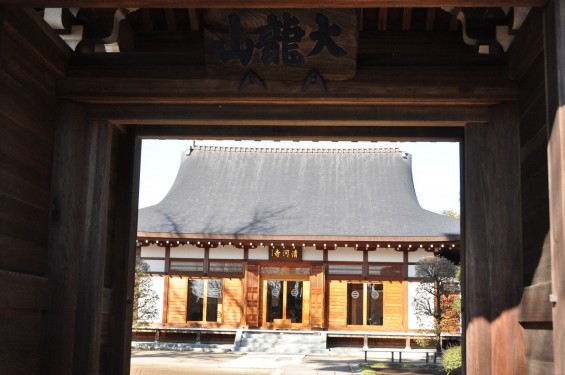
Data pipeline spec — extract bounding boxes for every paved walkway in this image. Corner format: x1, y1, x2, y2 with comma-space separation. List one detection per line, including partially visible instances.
130, 351, 361, 375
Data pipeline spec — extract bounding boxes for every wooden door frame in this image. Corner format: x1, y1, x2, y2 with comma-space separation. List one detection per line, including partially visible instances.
66, 98, 524, 375
261, 278, 309, 329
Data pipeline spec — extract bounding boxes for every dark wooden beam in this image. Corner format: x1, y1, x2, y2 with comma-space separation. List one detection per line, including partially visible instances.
58, 66, 518, 106
132, 124, 463, 141
464, 102, 524, 374
72, 30, 498, 67
545, 1, 565, 373
0, 1, 548, 8
357, 31, 503, 66
86, 104, 490, 126
507, 7, 543, 80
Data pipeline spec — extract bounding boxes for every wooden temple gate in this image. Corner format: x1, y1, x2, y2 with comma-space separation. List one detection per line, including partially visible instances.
0, 1, 564, 374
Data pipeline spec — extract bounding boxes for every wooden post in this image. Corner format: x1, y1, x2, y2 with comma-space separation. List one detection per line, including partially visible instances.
107, 127, 141, 375
72, 119, 112, 375
464, 102, 524, 375
42, 102, 112, 375
42, 101, 84, 374
545, 1, 565, 373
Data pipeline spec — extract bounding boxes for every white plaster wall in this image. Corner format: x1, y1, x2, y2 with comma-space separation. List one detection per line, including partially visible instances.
140, 245, 166, 258
367, 248, 404, 262
328, 247, 363, 262
248, 247, 269, 260
408, 281, 434, 330
170, 245, 205, 259
302, 246, 323, 261
209, 246, 244, 259
145, 259, 165, 273
408, 265, 418, 278
408, 249, 434, 263
138, 276, 164, 323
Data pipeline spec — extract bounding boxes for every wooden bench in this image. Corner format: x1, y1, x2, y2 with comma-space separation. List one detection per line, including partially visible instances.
362, 348, 438, 363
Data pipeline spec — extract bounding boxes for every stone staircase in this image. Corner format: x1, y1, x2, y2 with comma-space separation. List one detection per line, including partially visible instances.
233, 331, 328, 354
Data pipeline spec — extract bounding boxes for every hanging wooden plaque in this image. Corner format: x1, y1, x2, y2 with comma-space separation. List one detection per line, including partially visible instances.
203, 9, 358, 81
269, 247, 303, 262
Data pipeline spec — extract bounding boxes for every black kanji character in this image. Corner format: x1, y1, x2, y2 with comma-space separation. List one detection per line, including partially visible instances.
308, 13, 347, 58
214, 13, 254, 66
255, 14, 283, 65
281, 12, 305, 66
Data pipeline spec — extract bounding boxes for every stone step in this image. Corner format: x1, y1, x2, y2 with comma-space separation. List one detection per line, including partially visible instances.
234, 332, 327, 354
239, 342, 323, 349
236, 347, 328, 354
241, 337, 322, 344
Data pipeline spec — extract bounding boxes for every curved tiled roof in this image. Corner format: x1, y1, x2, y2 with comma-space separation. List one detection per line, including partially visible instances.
137, 146, 459, 240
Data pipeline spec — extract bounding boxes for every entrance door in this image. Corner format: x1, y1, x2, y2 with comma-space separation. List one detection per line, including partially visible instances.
263, 280, 306, 327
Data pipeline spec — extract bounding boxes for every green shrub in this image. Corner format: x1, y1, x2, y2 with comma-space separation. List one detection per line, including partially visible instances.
443, 344, 462, 375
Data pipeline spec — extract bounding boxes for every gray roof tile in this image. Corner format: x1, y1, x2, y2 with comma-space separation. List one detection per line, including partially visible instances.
137, 146, 459, 239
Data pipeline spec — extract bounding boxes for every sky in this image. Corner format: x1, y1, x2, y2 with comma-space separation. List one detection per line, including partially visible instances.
138, 140, 461, 214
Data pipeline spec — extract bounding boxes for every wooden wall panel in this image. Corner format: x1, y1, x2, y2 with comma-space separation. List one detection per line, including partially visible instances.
309, 266, 325, 329
0, 309, 42, 375
383, 282, 403, 329
245, 265, 260, 327
222, 278, 243, 326
513, 8, 555, 374
0, 7, 69, 375
545, 1, 565, 373
167, 277, 188, 323
328, 281, 347, 328
302, 281, 311, 327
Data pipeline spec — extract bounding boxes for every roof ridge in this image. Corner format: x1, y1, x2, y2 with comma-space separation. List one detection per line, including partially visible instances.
192, 145, 402, 154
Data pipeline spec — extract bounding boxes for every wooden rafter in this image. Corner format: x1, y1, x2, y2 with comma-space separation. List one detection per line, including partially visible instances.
402, 7, 412, 31
0, 0, 548, 8
449, 10, 459, 31
164, 8, 177, 31
188, 8, 200, 31
378, 8, 388, 31
425, 8, 436, 31
141, 8, 153, 31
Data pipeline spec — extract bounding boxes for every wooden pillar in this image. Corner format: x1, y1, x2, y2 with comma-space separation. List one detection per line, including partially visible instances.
72, 119, 112, 374
545, 1, 565, 373
43, 102, 112, 375
108, 127, 141, 375
464, 102, 524, 375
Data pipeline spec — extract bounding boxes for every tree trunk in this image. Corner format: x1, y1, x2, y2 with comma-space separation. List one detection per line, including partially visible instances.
435, 280, 442, 354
